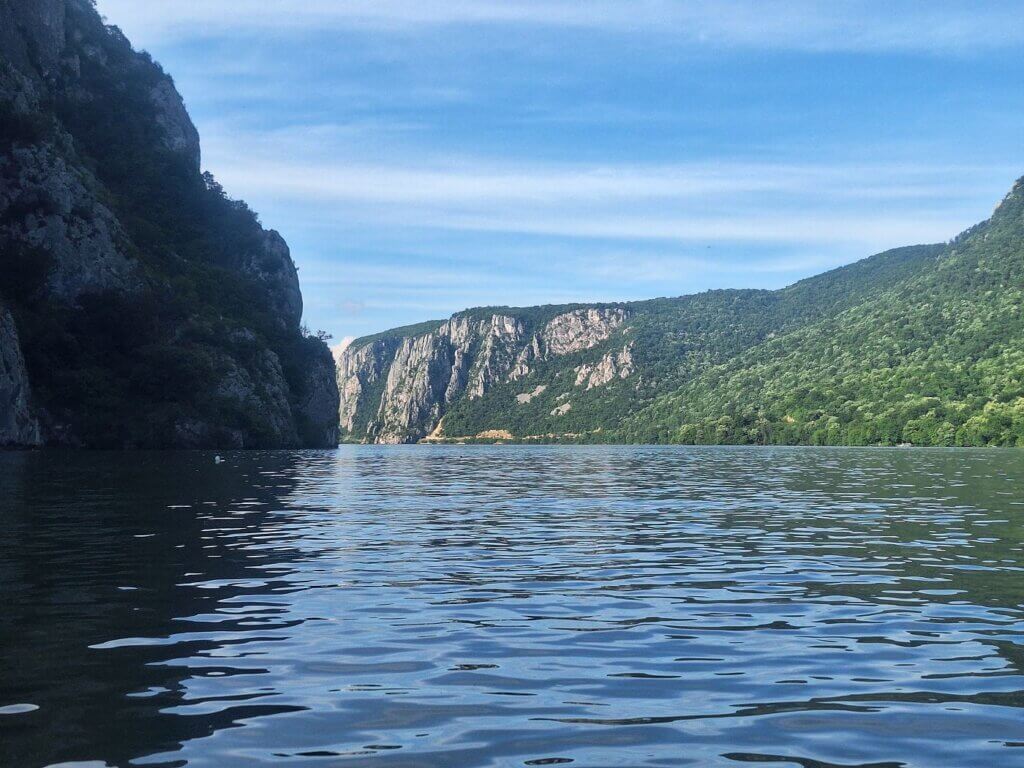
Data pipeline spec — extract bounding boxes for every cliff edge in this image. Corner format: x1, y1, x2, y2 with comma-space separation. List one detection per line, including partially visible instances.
0, 0, 339, 448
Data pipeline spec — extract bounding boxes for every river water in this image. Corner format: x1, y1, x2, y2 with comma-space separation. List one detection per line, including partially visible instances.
2, 446, 1023, 767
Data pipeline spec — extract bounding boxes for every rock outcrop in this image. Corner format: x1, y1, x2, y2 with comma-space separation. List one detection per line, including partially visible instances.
542, 308, 627, 355
338, 307, 630, 443
575, 343, 635, 389
297, 341, 343, 448
0, 0, 66, 77
369, 314, 527, 444
334, 178, 1024, 447
516, 385, 547, 404
550, 402, 572, 417
0, 144, 142, 301
337, 337, 402, 433
0, 0, 339, 448
0, 305, 41, 446
149, 78, 201, 171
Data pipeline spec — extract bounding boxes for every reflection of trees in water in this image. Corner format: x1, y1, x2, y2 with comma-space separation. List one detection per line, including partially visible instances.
691, 449, 1024, 688
0, 451, 310, 767
756, 449, 1024, 609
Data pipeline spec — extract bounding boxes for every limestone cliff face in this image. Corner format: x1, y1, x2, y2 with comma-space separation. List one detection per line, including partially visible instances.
338, 307, 629, 443
0, 0, 339, 448
0, 143, 142, 301
296, 341, 342, 448
0, 305, 41, 446
575, 343, 635, 390
542, 308, 627, 356
149, 78, 201, 171
0, 0, 66, 77
246, 230, 304, 331
369, 314, 526, 444
337, 338, 402, 433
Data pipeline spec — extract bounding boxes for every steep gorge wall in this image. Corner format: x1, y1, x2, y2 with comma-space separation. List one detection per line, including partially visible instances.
0, 0, 339, 448
335, 239, 967, 446
0, 304, 40, 446
338, 308, 628, 443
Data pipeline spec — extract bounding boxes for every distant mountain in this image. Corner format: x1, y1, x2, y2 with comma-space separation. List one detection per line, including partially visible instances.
0, 0, 339, 448
338, 178, 1024, 446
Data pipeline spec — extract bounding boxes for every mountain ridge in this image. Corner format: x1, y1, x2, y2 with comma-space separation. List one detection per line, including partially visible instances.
338, 178, 1024, 446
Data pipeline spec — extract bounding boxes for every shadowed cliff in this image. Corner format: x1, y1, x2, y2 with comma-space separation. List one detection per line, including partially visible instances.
0, 0, 339, 448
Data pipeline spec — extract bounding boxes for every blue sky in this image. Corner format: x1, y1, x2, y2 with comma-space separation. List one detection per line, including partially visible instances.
95, 1, 1024, 345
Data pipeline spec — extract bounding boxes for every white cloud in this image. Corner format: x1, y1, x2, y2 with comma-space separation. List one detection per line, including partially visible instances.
425, 209, 961, 249
212, 159, 794, 205
96, 0, 1024, 53
200, 127, 995, 250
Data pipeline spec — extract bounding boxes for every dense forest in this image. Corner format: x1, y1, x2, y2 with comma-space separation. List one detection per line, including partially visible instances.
622, 180, 1024, 447
340, 178, 1024, 447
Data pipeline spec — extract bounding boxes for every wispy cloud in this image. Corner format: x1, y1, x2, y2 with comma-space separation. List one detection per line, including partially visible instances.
90, 1, 1024, 341
97, 0, 1024, 53
201, 126, 996, 249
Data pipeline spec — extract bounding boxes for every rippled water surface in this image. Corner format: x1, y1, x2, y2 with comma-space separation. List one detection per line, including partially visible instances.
2, 447, 1024, 767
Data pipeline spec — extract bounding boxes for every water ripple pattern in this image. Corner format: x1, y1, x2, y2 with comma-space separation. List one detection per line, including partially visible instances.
1, 447, 1023, 767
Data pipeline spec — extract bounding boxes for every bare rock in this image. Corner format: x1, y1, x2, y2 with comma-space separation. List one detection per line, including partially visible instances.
0, 0, 66, 77
0, 306, 41, 447
0, 145, 141, 302
575, 343, 635, 389
542, 308, 627, 356
516, 384, 547, 404
239, 230, 303, 331
296, 340, 341, 447
338, 307, 630, 443
149, 79, 201, 171
214, 349, 298, 446
551, 402, 572, 417
337, 338, 401, 434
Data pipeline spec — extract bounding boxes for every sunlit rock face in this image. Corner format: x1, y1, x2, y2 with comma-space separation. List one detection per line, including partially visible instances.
541, 308, 627, 356
337, 307, 631, 444
575, 343, 635, 390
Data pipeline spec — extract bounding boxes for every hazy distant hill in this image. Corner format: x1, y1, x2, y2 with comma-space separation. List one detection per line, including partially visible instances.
338, 177, 1024, 447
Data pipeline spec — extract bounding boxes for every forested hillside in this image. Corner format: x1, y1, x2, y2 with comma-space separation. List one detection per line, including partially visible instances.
624, 179, 1024, 446
339, 177, 1024, 446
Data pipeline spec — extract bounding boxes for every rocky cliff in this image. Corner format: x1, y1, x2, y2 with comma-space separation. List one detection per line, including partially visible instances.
338, 239, 964, 444
0, 0, 339, 448
337, 307, 630, 443
340, 175, 1024, 448
0, 303, 40, 446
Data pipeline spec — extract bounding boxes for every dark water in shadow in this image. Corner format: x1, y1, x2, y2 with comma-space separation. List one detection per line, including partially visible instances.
1, 446, 1023, 767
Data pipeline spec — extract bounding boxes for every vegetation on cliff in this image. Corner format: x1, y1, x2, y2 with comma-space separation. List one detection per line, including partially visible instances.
340, 179, 1024, 447
0, 0, 338, 447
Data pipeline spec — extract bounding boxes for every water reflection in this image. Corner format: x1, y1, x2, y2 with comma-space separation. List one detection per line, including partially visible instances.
1, 447, 1023, 767
0, 451, 312, 767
